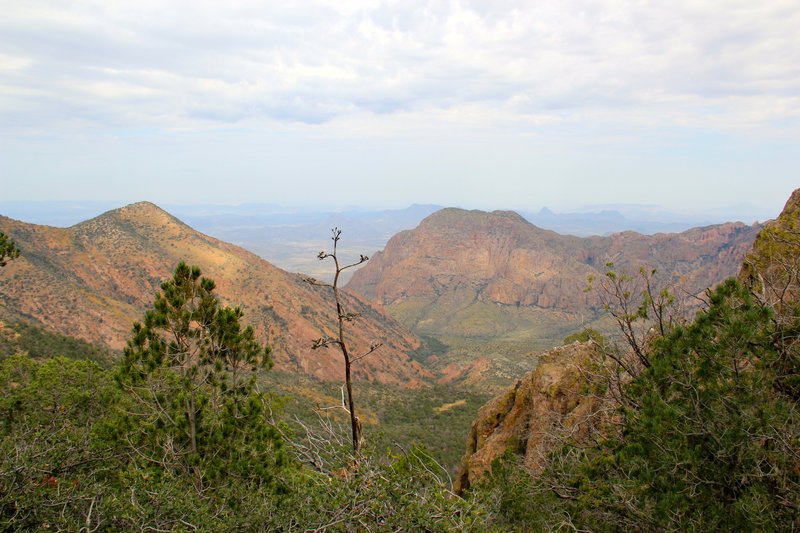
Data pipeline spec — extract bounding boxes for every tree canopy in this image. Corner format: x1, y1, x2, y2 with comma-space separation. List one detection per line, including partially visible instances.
482, 276, 800, 531
0, 232, 19, 267
114, 261, 282, 483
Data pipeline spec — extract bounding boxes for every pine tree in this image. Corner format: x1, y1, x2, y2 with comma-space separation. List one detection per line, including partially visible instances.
0, 231, 19, 267
113, 262, 284, 483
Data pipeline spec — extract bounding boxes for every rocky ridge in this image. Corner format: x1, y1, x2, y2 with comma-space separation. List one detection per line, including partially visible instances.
346, 208, 762, 340
740, 187, 800, 302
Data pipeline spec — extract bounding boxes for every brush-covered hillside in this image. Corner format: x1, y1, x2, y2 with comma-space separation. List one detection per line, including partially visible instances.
0, 202, 431, 385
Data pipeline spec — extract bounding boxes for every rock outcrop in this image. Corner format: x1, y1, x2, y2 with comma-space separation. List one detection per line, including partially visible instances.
740, 187, 800, 304
454, 341, 601, 493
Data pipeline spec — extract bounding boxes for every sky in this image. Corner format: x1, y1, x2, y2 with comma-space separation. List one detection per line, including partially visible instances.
1, 0, 798, 219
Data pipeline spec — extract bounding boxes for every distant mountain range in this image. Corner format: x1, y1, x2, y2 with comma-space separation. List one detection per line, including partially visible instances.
0, 201, 770, 283
522, 206, 704, 236
0, 202, 432, 386
346, 208, 763, 347
0, 201, 767, 390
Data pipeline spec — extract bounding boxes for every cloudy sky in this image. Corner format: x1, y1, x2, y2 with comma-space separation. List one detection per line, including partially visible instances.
1, 0, 798, 218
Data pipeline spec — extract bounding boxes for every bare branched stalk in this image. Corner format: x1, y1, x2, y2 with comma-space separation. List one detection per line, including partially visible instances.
588, 263, 689, 384
305, 228, 379, 454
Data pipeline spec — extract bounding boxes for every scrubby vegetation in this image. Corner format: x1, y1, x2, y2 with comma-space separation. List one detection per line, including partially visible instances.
0, 264, 491, 530
0, 319, 118, 367
475, 267, 800, 530
1, 199, 799, 530
0, 352, 497, 530
266, 371, 492, 473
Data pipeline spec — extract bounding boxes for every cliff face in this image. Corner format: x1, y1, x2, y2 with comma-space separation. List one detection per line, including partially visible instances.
454, 341, 601, 493
740, 188, 800, 304
347, 209, 592, 308
0, 202, 432, 386
346, 208, 762, 338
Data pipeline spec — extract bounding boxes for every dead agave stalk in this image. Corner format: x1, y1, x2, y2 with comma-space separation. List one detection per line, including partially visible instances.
305, 227, 381, 454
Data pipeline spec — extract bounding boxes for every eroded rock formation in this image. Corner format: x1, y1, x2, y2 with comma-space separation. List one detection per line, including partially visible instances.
347, 208, 762, 339
454, 341, 601, 492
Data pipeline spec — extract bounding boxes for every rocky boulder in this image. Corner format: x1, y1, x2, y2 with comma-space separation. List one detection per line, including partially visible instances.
454, 341, 602, 493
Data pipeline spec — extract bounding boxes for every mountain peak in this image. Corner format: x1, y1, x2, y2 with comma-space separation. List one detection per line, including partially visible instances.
490, 209, 530, 223
77, 201, 189, 237
113, 201, 174, 221
347, 209, 763, 344
120, 200, 165, 213
421, 207, 533, 229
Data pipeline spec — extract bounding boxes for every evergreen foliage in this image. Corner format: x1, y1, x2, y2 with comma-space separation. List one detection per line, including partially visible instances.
113, 261, 283, 484
478, 277, 800, 531
616, 278, 798, 529
0, 355, 117, 529
0, 232, 19, 267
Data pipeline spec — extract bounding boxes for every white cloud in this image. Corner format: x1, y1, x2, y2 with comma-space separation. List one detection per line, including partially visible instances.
2, 0, 798, 136
0, 0, 798, 213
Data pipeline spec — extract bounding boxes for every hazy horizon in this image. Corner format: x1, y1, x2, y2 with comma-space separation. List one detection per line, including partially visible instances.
0, 198, 777, 231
